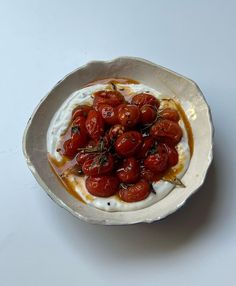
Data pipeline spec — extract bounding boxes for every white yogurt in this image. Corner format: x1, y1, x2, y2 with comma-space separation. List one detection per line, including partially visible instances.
47, 83, 190, 212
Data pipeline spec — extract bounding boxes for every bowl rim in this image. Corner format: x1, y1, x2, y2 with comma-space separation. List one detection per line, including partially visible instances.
22, 56, 214, 225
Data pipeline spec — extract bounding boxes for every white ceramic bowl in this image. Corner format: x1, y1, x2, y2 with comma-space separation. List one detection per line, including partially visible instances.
23, 57, 213, 225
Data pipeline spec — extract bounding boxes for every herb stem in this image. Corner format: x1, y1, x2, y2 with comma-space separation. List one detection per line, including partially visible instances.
162, 176, 185, 187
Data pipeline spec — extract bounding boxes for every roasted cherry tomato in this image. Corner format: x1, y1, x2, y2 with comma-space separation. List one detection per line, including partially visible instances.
131, 93, 160, 108
59, 84, 186, 204
86, 175, 119, 197
72, 105, 92, 120
98, 104, 119, 125
150, 119, 183, 146
63, 133, 87, 158
118, 179, 151, 202
117, 158, 140, 183
85, 110, 104, 142
93, 90, 124, 110
71, 116, 88, 133
160, 143, 179, 167
63, 117, 88, 158
137, 136, 154, 159
82, 153, 114, 176
144, 146, 169, 173
108, 124, 125, 141
159, 108, 180, 122
117, 104, 140, 128
62, 139, 76, 158
115, 131, 142, 157
140, 105, 157, 124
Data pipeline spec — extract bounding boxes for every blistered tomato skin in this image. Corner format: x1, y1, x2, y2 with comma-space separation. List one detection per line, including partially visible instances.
86, 176, 119, 197
63, 116, 88, 158
85, 110, 105, 142
98, 104, 119, 125
150, 119, 183, 146
118, 179, 151, 202
144, 147, 169, 173
140, 167, 156, 182
108, 124, 125, 141
161, 143, 179, 167
93, 90, 124, 110
63, 132, 87, 158
140, 105, 157, 124
82, 153, 114, 176
72, 116, 85, 126
160, 108, 180, 122
117, 158, 140, 184
115, 131, 142, 157
131, 93, 160, 108
62, 139, 77, 158
117, 104, 140, 128
137, 136, 154, 159
72, 115, 88, 132
56, 82, 187, 206
72, 105, 92, 120
76, 152, 96, 165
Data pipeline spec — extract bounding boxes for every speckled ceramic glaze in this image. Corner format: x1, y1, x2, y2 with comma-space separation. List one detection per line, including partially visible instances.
23, 57, 213, 225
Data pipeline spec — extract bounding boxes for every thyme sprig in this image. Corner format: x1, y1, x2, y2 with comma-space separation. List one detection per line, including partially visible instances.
77, 137, 113, 174
162, 176, 185, 187
89, 152, 108, 169
77, 138, 106, 153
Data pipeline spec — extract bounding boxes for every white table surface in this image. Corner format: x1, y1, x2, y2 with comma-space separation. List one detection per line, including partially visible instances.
1, 1, 235, 285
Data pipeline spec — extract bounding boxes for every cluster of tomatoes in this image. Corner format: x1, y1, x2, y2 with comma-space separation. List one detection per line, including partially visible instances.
61, 88, 183, 203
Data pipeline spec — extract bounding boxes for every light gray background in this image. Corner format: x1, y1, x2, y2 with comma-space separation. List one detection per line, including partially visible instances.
0, 0, 235, 285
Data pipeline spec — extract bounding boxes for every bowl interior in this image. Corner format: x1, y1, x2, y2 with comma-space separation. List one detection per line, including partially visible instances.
23, 57, 213, 225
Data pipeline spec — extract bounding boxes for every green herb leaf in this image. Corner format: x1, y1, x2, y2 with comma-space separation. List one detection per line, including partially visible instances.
71, 126, 80, 134
149, 143, 157, 155
99, 154, 108, 166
